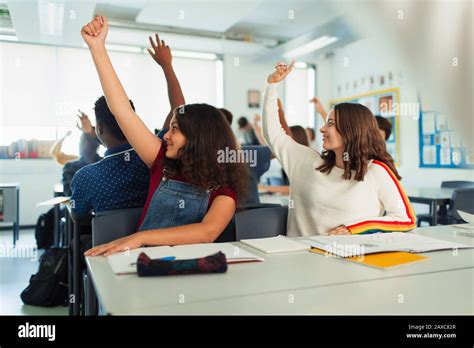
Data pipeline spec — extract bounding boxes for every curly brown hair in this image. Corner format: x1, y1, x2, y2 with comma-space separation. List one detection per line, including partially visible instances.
317, 103, 401, 181
162, 103, 250, 205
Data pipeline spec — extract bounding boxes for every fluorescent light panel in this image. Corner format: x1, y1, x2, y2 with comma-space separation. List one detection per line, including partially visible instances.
38, 0, 65, 36
0, 34, 18, 41
283, 36, 338, 59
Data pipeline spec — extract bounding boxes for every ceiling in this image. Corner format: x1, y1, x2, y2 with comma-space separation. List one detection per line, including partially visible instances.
2, 0, 359, 61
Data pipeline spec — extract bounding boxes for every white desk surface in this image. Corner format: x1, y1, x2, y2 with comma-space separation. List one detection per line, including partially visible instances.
86, 225, 474, 315
125, 268, 474, 315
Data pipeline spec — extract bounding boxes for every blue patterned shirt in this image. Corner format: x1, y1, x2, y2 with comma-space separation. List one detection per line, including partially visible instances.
70, 143, 150, 217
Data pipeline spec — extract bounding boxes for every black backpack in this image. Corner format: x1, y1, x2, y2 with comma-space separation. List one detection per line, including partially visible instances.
35, 207, 55, 250
21, 247, 68, 307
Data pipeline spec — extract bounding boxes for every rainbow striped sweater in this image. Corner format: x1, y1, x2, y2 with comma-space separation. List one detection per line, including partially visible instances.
262, 83, 417, 237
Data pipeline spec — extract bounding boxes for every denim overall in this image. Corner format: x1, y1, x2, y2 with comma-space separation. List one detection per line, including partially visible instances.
138, 177, 211, 231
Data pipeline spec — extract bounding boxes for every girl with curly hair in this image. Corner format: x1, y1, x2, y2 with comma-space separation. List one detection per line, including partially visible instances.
81, 16, 249, 256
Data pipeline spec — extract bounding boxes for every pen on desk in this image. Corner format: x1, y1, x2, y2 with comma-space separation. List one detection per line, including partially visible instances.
130, 256, 176, 266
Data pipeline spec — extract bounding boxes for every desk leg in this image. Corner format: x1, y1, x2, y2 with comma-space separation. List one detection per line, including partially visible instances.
13, 188, 20, 246
431, 201, 438, 226
53, 204, 60, 247
66, 213, 73, 316
73, 222, 81, 316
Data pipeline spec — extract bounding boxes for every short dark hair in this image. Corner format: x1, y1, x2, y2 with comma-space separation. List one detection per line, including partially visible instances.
219, 108, 233, 125
94, 96, 135, 141
375, 115, 392, 140
237, 116, 249, 129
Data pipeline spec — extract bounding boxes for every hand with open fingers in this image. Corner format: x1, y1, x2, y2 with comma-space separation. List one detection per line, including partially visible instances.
254, 114, 261, 123
76, 110, 94, 134
267, 61, 294, 84
81, 15, 108, 48
327, 225, 351, 235
84, 233, 144, 257
147, 33, 172, 67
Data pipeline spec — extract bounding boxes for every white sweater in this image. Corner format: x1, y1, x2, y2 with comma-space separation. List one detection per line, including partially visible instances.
262, 83, 417, 237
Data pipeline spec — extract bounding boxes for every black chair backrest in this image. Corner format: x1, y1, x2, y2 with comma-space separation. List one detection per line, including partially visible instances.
450, 188, 474, 223
441, 181, 474, 189
235, 206, 288, 240
91, 207, 143, 247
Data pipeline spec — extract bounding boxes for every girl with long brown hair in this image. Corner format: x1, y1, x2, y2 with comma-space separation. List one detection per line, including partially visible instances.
262, 62, 416, 236
81, 16, 249, 256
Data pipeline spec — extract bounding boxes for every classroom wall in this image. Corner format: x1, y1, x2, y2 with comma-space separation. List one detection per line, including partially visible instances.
314, 38, 474, 190
0, 159, 61, 227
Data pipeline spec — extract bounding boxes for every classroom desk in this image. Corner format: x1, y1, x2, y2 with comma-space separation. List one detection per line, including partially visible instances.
0, 182, 20, 245
128, 268, 474, 315
86, 225, 474, 315
259, 193, 289, 206
407, 187, 454, 225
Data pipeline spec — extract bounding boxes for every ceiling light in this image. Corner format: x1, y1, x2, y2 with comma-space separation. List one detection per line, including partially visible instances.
283, 36, 338, 59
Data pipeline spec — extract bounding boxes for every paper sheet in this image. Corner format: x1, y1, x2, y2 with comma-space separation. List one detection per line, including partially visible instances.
36, 196, 70, 206
240, 235, 309, 254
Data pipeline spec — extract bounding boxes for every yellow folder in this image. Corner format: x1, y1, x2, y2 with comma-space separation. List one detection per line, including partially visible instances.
310, 247, 429, 269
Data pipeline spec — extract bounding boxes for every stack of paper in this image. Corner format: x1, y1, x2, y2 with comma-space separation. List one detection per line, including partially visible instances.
305, 232, 474, 258
240, 235, 309, 254
105, 242, 264, 275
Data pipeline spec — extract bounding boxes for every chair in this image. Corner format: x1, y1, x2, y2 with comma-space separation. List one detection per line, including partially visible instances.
417, 181, 474, 226
441, 181, 474, 189
440, 188, 474, 224
235, 206, 288, 240
417, 187, 474, 226
83, 207, 143, 316
68, 210, 92, 316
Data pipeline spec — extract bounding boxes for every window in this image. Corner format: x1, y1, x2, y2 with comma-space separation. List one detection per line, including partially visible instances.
284, 65, 316, 128
0, 41, 223, 156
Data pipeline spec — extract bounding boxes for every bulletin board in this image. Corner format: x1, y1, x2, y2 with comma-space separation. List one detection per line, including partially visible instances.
329, 88, 400, 166
418, 110, 474, 169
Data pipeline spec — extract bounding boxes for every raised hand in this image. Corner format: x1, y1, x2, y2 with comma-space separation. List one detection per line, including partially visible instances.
147, 33, 172, 67
81, 15, 108, 48
76, 110, 94, 134
267, 61, 294, 84
310, 97, 325, 114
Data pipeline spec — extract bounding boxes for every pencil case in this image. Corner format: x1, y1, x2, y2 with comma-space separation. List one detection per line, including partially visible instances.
136, 251, 228, 277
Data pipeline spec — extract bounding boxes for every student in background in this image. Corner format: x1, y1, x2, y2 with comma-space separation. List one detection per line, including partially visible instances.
69, 96, 150, 217
221, 108, 272, 204
310, 96, 392, 143
258, 101, 310, 195
238, 116, 261, 145
81, 16, 249, 256
62, 112, 102, 196
375, 115, 393, 141
50, 130, 79, 166
263, 62, 416, 236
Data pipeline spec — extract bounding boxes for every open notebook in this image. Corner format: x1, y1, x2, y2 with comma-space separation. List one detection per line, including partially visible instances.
106, 242, 264, 275
301, 232, 474, 258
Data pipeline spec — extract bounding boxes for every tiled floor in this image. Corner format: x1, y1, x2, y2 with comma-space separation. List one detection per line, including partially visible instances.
0, 229, 68, 315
